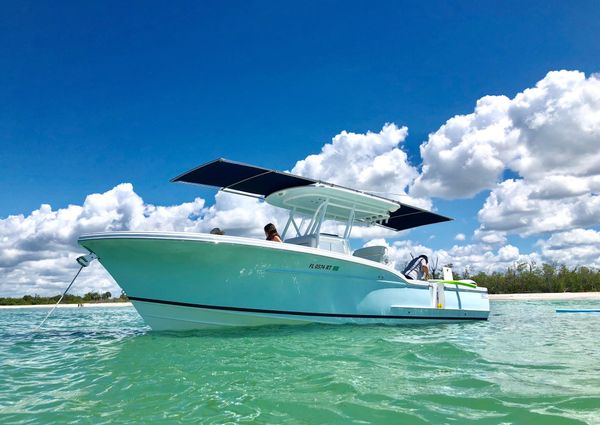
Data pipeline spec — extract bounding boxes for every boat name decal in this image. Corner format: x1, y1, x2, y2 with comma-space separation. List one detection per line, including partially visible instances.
309, 263, 339, 271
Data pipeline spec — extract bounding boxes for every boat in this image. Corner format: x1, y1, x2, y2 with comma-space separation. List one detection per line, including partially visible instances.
78, 158, 490, 330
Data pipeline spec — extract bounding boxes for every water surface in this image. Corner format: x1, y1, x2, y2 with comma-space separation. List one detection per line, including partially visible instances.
1, 301, 599, 424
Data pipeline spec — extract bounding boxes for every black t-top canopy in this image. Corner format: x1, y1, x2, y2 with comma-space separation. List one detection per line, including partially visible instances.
171, 158, 316, 196
171, 158, 451, 231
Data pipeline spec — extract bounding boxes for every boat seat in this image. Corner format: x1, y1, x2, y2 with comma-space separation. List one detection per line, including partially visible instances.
353, 246, 389, 264
285, 234, 350, 253
284, 234, 318, 248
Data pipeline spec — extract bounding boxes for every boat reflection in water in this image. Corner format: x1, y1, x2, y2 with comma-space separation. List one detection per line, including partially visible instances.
78, 159, 489, 330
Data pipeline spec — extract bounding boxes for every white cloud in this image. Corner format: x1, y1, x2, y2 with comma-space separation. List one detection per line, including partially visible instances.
476, 72, 600, 238
290, 123, 436, 240
362, 228, 600, 279
200, 191, 286, 238
497, 245, 520, 262
473, 228, 507, 246
363, 238, 540, 277
292, 123, 431, 210
411, 70, 600, 239
509, 71, 600, 179
454, 233, 466, 241
413, 71, 600, 200
477, 178, 600, 236
536, 228, 600, 268
412, 95, 518, 199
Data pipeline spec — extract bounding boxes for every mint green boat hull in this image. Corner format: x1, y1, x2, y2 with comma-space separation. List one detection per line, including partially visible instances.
78, 232, 489, 330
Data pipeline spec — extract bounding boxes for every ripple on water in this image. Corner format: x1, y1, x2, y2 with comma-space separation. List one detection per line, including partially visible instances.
1, 301, 599, 424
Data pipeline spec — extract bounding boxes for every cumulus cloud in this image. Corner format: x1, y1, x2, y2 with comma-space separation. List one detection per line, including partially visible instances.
473, 228, 507, 246
412, 95, 518, 199
510, 71, 600, 179
454, 233, 466, 241
362, 238, 540, 276
199, 191, 285, 238
536, 228, 600, 268
290, 123, 437, 239
413, 71, 600, 199
292, 123, 431, 210
412, 70, 600, 239
362, 229, 600, 278
477, 179, 600, 236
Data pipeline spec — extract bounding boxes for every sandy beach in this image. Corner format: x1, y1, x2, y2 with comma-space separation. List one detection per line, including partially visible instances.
0, 302, 133, 309
489, 292, 600, 301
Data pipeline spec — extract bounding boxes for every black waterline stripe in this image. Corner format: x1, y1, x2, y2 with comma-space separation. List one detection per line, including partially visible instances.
128, 296, 487, 321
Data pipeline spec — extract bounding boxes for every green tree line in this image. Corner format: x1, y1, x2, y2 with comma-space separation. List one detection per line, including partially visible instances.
0, 291, 129, 306
457, 262, 600, 294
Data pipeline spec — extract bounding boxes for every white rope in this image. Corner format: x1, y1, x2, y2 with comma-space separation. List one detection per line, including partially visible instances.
35, 265, 85, 331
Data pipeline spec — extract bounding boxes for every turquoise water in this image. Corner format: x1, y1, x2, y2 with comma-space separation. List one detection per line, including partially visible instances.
1, 302, 599, 424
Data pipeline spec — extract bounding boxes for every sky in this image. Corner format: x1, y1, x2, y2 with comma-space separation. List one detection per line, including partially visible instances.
1, 1, 600, 296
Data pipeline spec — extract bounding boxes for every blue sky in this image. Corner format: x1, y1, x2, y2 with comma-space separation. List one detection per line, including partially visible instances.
2, 1, 600, 295
3, 1, 598, 211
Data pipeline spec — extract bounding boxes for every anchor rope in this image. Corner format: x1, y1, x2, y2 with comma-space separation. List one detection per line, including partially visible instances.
35, 264, 85, 331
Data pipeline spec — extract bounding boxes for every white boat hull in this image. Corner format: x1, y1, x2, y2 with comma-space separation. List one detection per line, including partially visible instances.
78, 232, 490, 330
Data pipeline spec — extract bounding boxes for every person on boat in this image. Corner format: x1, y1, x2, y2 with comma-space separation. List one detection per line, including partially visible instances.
210, 227, 224, 235
403, 255, 430, 280
264, 223, 282, 242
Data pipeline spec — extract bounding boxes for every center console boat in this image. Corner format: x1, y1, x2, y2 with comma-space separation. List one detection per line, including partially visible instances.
78, 159, 490, 330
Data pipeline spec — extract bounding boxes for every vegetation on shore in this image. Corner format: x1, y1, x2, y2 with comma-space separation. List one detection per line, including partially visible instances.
0, 291, 129, 306
453, 262, 600, 294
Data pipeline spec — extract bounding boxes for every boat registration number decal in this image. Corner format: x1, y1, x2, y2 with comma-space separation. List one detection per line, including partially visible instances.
309, 263, 339, 271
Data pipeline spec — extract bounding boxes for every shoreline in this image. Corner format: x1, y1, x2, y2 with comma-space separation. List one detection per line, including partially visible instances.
489, 292, 600, 301
0, 302, 133, 309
